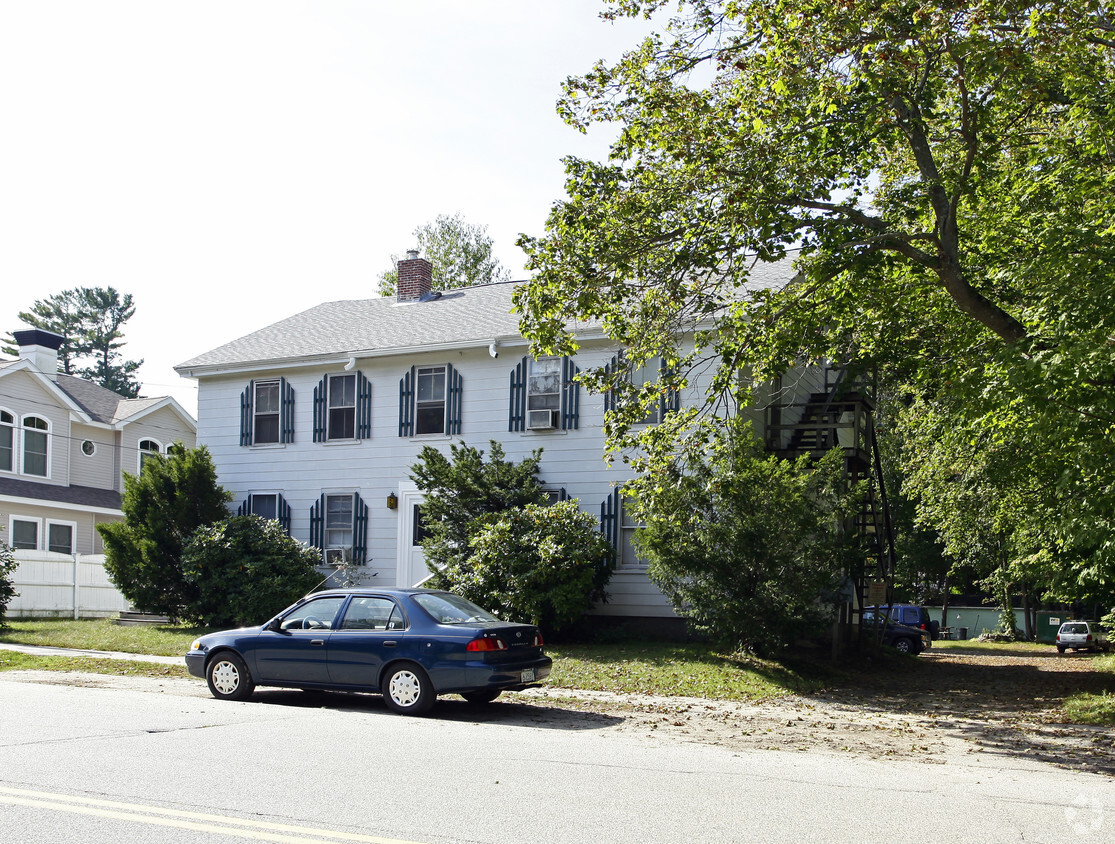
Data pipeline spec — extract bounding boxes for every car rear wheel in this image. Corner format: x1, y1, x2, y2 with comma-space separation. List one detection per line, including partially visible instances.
206, 653, 255, 701
461, 690, 501, 704
1057, 646, 1066, 654
382, 663, 434, 715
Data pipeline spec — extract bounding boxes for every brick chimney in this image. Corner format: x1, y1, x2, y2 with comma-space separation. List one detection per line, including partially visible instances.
14, 328, 64, 381
396, 249, 433, 302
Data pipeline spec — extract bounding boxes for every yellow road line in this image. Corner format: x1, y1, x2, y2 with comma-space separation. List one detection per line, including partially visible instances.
0, 786, 426, 844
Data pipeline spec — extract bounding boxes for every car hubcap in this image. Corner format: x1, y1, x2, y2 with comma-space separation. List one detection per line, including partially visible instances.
389, 671, 421, 707
212, 661, 240, 695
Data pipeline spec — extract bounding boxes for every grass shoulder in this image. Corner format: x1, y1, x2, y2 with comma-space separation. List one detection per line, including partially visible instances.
0, 618, 212, 657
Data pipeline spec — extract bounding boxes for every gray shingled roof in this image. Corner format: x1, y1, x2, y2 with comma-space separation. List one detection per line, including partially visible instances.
177, 256, 800, 374
0, 476, 122, 511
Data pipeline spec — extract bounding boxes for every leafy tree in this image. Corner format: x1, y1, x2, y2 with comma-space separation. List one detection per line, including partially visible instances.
4, 286, 143, 396
180, 516, 321, 627
378, 213, 511, 296
98, 445, 232, 619
0, 531, 19, 629
452, 501, 615, 631
410, 440, 547, 580
516, 1, 1115, 596
629, 422, 857, 653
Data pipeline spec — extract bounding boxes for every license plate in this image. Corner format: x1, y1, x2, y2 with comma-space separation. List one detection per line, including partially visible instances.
521, 668, 535, 683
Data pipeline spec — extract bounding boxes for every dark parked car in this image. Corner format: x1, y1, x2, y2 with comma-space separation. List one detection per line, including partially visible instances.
185, 588, 552, 715
865, 604, 940, 640
862, 608, 933, 655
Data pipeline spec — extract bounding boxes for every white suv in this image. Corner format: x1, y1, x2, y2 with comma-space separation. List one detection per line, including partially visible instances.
1055, 621, 1110, 654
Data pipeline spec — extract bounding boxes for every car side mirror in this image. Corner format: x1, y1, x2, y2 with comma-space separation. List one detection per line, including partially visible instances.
267, 618, 285, 633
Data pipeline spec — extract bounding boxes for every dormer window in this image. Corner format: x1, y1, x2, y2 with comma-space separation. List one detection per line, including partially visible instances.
139, 439, 163, 472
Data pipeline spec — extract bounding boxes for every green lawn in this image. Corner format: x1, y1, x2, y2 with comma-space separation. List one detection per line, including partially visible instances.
0, 618, 210, 657
1, 618, 822, 701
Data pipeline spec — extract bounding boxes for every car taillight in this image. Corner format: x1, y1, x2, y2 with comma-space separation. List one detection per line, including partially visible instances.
1087, 634, 1093, 642
532, 633, 544, 648
467, 636, 507, 652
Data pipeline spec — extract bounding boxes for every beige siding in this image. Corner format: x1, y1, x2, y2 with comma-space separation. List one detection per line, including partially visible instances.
69, 422, 119, 490
0, 369, 71, 486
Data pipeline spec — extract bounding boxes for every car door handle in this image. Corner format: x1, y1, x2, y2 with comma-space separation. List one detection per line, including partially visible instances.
311, 639, 325, 646
384, 641, 397, 648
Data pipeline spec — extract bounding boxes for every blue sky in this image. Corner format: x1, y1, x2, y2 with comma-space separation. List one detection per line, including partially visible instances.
0, 1, 652, 415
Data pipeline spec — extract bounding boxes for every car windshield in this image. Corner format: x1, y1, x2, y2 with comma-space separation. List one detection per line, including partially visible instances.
413, 593, 499, 624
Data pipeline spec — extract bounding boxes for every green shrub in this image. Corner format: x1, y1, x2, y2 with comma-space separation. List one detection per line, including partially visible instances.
439, 501, 615, 632
0, 537, 18, 629
99, 444, 231, 619
180, 516, 322, 627
632, 427, 857, 654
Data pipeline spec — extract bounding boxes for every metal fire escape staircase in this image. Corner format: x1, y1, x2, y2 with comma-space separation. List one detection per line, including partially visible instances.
767, 367, 896, 634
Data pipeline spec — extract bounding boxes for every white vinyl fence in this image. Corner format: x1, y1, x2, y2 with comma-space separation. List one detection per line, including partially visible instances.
7, 551, 131, 619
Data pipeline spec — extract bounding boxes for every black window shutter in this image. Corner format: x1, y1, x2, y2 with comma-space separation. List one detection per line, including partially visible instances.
312, 376, 327, 442
278, 494, 291, 534
398, 367, 414, 437
352, 492, 369, 564
239, 381, 254, 446
236, 498, 248, 516
603, 353, 621, 414
309, 494, 324, 550
356, 371, 372, 439
447, 364, 463, 435
508, 356, 528, 432
600, 487, 620, 552
281, 378, 296, 443
561, 356, 580, 430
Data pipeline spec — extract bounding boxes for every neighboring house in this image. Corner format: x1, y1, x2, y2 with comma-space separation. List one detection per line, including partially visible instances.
175, 253, 873, 624
0, 328, 197, 560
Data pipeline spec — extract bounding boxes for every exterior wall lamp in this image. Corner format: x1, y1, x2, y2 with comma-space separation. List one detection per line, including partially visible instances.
387, 492, 398, 510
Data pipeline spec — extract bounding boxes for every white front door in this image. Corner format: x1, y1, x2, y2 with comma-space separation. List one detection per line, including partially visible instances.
395, 483, 431, 587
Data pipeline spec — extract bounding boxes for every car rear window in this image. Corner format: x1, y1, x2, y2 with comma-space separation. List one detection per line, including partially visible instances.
413, 593, 499, 624
1061, 623, 1088, 634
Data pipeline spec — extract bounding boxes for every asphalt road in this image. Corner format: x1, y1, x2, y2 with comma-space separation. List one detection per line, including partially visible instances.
1, 674, 1111, 843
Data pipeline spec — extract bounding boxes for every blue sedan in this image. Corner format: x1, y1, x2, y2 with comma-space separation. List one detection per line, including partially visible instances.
184, 588, 553, 715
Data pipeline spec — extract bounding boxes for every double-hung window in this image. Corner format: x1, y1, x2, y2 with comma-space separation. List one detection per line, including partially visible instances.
415, 366, 446, 435
324, 494, 354, 562
399, 364, 462, 437
508, 356, 579, 432
47, 521, 75, 554
328, 374, 356, 440
0, 410, 13, 472
309, 492, 369, 565
312, 371, 370, 442
22, 416, 48, 477
10, 517, 39, 550
527, 358, 561, 427
253, 380, 281, 444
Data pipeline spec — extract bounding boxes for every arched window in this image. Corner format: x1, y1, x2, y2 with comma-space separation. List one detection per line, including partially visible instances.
138, 438, 163, 473
22, 415, 49, 477
0, 410, 14, 473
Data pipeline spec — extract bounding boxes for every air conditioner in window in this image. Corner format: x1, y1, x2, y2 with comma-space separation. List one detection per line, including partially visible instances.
527, 409, 558, 430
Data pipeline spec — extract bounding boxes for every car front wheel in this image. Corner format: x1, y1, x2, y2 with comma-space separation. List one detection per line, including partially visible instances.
892, 638, 915, 655
382, 663, 434, 715
206, 653, 255, 701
